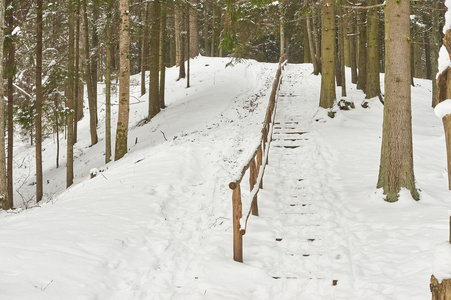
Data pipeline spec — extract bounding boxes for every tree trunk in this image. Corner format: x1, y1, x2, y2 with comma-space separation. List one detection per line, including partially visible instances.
91, 5, 99, 125
349, 10, 358, 84
312, 7, 321, 73
114, 0, 130, 161
67, 1, 75, 188
431, 275, 451, 300
83, 0, 98, 146
366, 0, 381, 99
432, 0, 440, 107
189, 0, 199, 58
179, 11, 186, 79
160, 0, 167, 109
35, 0, 43, 202
74, 3, 80, 144
337, 3, 346, 97
357, 2, 367, 92
6, 0, 14, 208
319, 0, 336, 109
175, 7, 181, 67
203, 2, 209, 56
0, 0, 7, 209
210, 7, 216, 57
304, 0, 319, 75
105, 0, 112, 164
186, 4, 190, 88
141, 2, 150, 96
149, 0, 161, 120
377, 0, 418, 202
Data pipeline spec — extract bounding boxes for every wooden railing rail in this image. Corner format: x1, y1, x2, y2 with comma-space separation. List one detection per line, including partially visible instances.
229, 54, 287, 263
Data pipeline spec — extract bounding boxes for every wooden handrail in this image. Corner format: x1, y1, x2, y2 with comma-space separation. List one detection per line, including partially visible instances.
229, 54, 287, 263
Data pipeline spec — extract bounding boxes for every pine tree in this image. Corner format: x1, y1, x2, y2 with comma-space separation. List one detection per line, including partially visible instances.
377, 0, 419, 202
319, 0, 336, 109
115, 0, 130, 161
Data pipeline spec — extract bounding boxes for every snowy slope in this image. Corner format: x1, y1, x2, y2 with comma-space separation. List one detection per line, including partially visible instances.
0, 57, 449, 299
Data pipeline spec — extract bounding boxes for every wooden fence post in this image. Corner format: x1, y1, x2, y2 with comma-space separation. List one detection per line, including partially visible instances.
257, 146, 263, 189
250, 159, 259, 216
231, 183, 243, 262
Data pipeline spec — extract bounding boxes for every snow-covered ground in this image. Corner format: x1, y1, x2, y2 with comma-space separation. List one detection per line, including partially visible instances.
1, 56, 450, 299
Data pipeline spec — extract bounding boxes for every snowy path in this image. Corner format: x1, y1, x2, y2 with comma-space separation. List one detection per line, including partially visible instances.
244, 64, 354, 298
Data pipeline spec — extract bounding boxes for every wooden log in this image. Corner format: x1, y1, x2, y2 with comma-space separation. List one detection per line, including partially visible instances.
250, 159, 259, 216
232, 184, 243, 262
431, 275, 451, 299
443, 114, 451, 190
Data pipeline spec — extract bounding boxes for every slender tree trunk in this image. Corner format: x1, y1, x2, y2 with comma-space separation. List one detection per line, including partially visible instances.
338, 3, 346, 97
35, 0, 43, 202
105, 0, 112, 164
83, 0, 98, 146
279, 7, 284, 57
179, 11, 186, 79
91, 5, 99, 125
432, 0, 440, 107
349, 10, 358, 84
175, 7, 181, 67
377, 0, 418, 202
74, 3, 80, 144
189, 0, 199, 58
312, 9, 321, 72
203, 2, 209, 56
305, 0, 318, 75
115, 0, 130, 161
366, 0, 381, 99
357, 2, 367, 92
319, 0, 336, 109
210, 7, 215, 57
160, 1, 167, 109
141, 2, 150, 96
186, 4, 190, 88
149, 0, 161, 120
67, 1, 75, 188
0, 0, 8, 209
6, 0, 14, 208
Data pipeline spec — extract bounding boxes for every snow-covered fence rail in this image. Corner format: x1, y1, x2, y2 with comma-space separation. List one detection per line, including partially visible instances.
228, 54, 287, 263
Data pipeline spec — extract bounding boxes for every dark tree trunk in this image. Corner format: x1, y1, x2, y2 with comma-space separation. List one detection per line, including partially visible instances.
149, 0, 161, 120
35, 0, 43, 202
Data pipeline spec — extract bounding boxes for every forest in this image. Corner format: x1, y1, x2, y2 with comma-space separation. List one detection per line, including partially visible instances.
1, 0, 451, 299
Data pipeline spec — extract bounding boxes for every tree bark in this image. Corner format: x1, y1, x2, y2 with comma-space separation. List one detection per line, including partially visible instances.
141, 2, 150, 96
74, 2, 80, 143
83, 0, 98, 146
179, 11, 186, 79
35, 0, 43, 202
189, 0, 199, 58
319, 0, 336, 109
348, 10, 358, 84
366, 0, 381, 99
105, 0, 112, 164
6, 0, 14, 208
160, 0, 167, 109
67, 1, 75, 187
432, 0, 440, 107
0, 0, 8, 208
149, 0, 161, 120
115, 0, 130, 161
357, 2, 367, 92
431, 275, 451, 300
377, 0, 418, 202
304, 0, 319, 75
337, 3, 346, 96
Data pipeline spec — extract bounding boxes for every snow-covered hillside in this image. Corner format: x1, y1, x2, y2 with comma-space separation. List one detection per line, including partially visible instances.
0, 56, 449, 299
